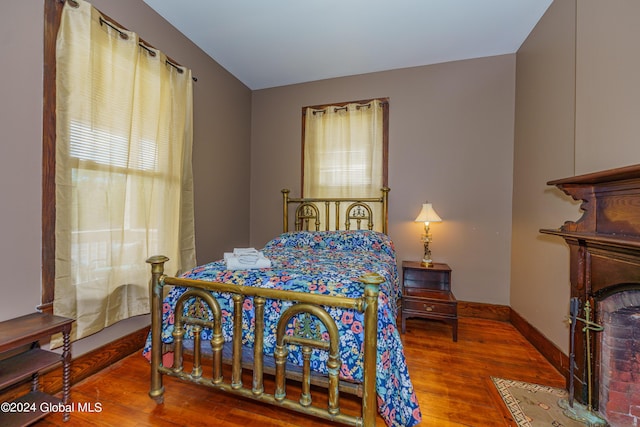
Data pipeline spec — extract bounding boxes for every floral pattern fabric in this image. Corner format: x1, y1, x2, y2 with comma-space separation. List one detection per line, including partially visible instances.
143, 230, 421, 427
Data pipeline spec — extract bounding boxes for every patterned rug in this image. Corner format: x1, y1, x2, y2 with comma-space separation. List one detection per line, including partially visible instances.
490, 377, 588, 427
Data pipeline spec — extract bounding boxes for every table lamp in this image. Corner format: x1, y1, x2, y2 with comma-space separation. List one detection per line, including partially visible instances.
414, 202, 442, 266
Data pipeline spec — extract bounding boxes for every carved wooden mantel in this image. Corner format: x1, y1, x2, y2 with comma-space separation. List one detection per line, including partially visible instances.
540, 163, 640, 410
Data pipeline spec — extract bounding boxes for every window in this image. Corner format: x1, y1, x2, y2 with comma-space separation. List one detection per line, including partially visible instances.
43, 0, 195, 342
301, 98, 389, 229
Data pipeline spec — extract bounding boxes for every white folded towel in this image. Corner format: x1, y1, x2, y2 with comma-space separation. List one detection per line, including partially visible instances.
225, 254, 271, 270
224, 251, 260, 261
224, 248, 271, 270
238, 254, 260, 264
233, 247, 258, 256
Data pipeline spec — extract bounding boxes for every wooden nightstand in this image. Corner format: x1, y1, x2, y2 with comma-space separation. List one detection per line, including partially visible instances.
401, 261, 458, 341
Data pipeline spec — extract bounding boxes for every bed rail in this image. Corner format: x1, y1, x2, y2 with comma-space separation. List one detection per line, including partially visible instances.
281, 188, 390, 234
147, 255, 384, 427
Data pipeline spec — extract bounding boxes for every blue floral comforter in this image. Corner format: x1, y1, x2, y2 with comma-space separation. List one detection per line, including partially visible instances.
143, 230, 421, 427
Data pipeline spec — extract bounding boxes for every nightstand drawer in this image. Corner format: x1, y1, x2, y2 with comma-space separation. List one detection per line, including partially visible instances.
403, 296, 456, 317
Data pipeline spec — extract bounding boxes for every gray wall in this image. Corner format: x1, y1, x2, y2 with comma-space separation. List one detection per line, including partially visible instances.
250, 55, 517, 306
0, 0, 251, 355
512, 0, 640, 354
1, 1, 44, 321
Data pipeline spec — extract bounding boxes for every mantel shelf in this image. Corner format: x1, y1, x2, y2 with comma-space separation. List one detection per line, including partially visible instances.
540, 229, 640, 251
546, 163, 640, 186
543, 164, 640, 239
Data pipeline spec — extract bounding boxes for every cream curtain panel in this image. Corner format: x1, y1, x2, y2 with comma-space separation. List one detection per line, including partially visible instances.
54, 0, 196, 342
303, 100, 384, 230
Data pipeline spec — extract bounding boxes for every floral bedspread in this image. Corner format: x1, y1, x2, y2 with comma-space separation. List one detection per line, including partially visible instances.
143, 230, 421, 427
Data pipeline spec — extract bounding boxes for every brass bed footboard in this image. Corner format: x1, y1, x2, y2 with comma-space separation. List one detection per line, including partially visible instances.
147, 256, 384, 427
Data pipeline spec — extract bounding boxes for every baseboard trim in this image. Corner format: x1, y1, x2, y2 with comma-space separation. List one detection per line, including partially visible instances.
509, 308, 569, 380
458, 300, 511, 321
0, 326, 149, 402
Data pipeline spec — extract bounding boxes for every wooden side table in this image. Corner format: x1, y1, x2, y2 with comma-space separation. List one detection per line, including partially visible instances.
401, 261, 458, 341
0, 312, 73, 426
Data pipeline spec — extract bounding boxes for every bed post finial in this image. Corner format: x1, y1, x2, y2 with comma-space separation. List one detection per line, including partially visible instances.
382, 187, 390, 234
282, 189, 290, 232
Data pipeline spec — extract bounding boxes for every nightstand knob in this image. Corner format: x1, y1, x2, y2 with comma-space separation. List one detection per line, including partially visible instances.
424, 304, 434, 312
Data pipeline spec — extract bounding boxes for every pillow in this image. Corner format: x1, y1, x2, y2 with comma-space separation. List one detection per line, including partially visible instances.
264, 230, 395, 258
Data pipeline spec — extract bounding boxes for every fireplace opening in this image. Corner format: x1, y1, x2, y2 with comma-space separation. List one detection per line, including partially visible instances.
598, 290, 640, 427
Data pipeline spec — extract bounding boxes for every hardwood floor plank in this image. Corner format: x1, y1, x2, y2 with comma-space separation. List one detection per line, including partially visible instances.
34, 317, 564, 427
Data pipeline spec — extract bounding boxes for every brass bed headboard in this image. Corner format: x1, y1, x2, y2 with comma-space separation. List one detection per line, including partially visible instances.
281, 188, 390, 234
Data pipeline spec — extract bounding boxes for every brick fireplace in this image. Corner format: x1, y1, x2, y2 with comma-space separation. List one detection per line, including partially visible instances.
598, 291, 640, 426
541, 164, 640, 426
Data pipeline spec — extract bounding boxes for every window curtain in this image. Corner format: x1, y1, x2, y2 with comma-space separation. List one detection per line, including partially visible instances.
54, 0, 196, 343
303, 100, 384, 229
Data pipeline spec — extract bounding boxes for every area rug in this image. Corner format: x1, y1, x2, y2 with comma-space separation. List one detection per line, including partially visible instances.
490, 377, 588, 427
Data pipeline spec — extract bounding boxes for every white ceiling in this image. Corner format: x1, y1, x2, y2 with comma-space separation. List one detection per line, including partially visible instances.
142, 0, 552, 90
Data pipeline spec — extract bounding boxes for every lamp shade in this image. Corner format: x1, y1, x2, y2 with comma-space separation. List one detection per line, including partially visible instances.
414, 203, 442, 223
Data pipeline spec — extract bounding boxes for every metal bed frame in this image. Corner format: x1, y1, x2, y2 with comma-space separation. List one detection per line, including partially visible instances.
147, 188, 390, 426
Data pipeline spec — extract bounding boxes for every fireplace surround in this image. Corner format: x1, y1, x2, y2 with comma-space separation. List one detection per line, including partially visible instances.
541, 164, 640, 425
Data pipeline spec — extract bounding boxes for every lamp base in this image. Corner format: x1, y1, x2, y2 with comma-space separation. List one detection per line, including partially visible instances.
421, 224, 435, 268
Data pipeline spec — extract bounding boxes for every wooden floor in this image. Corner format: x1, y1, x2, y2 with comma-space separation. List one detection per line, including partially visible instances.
35, 317, 565, 427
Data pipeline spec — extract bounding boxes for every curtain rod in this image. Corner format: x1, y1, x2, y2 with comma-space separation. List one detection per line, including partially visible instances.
307, 101, 383, 116
64, 0, 198, 82
304, 98, 389, 115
